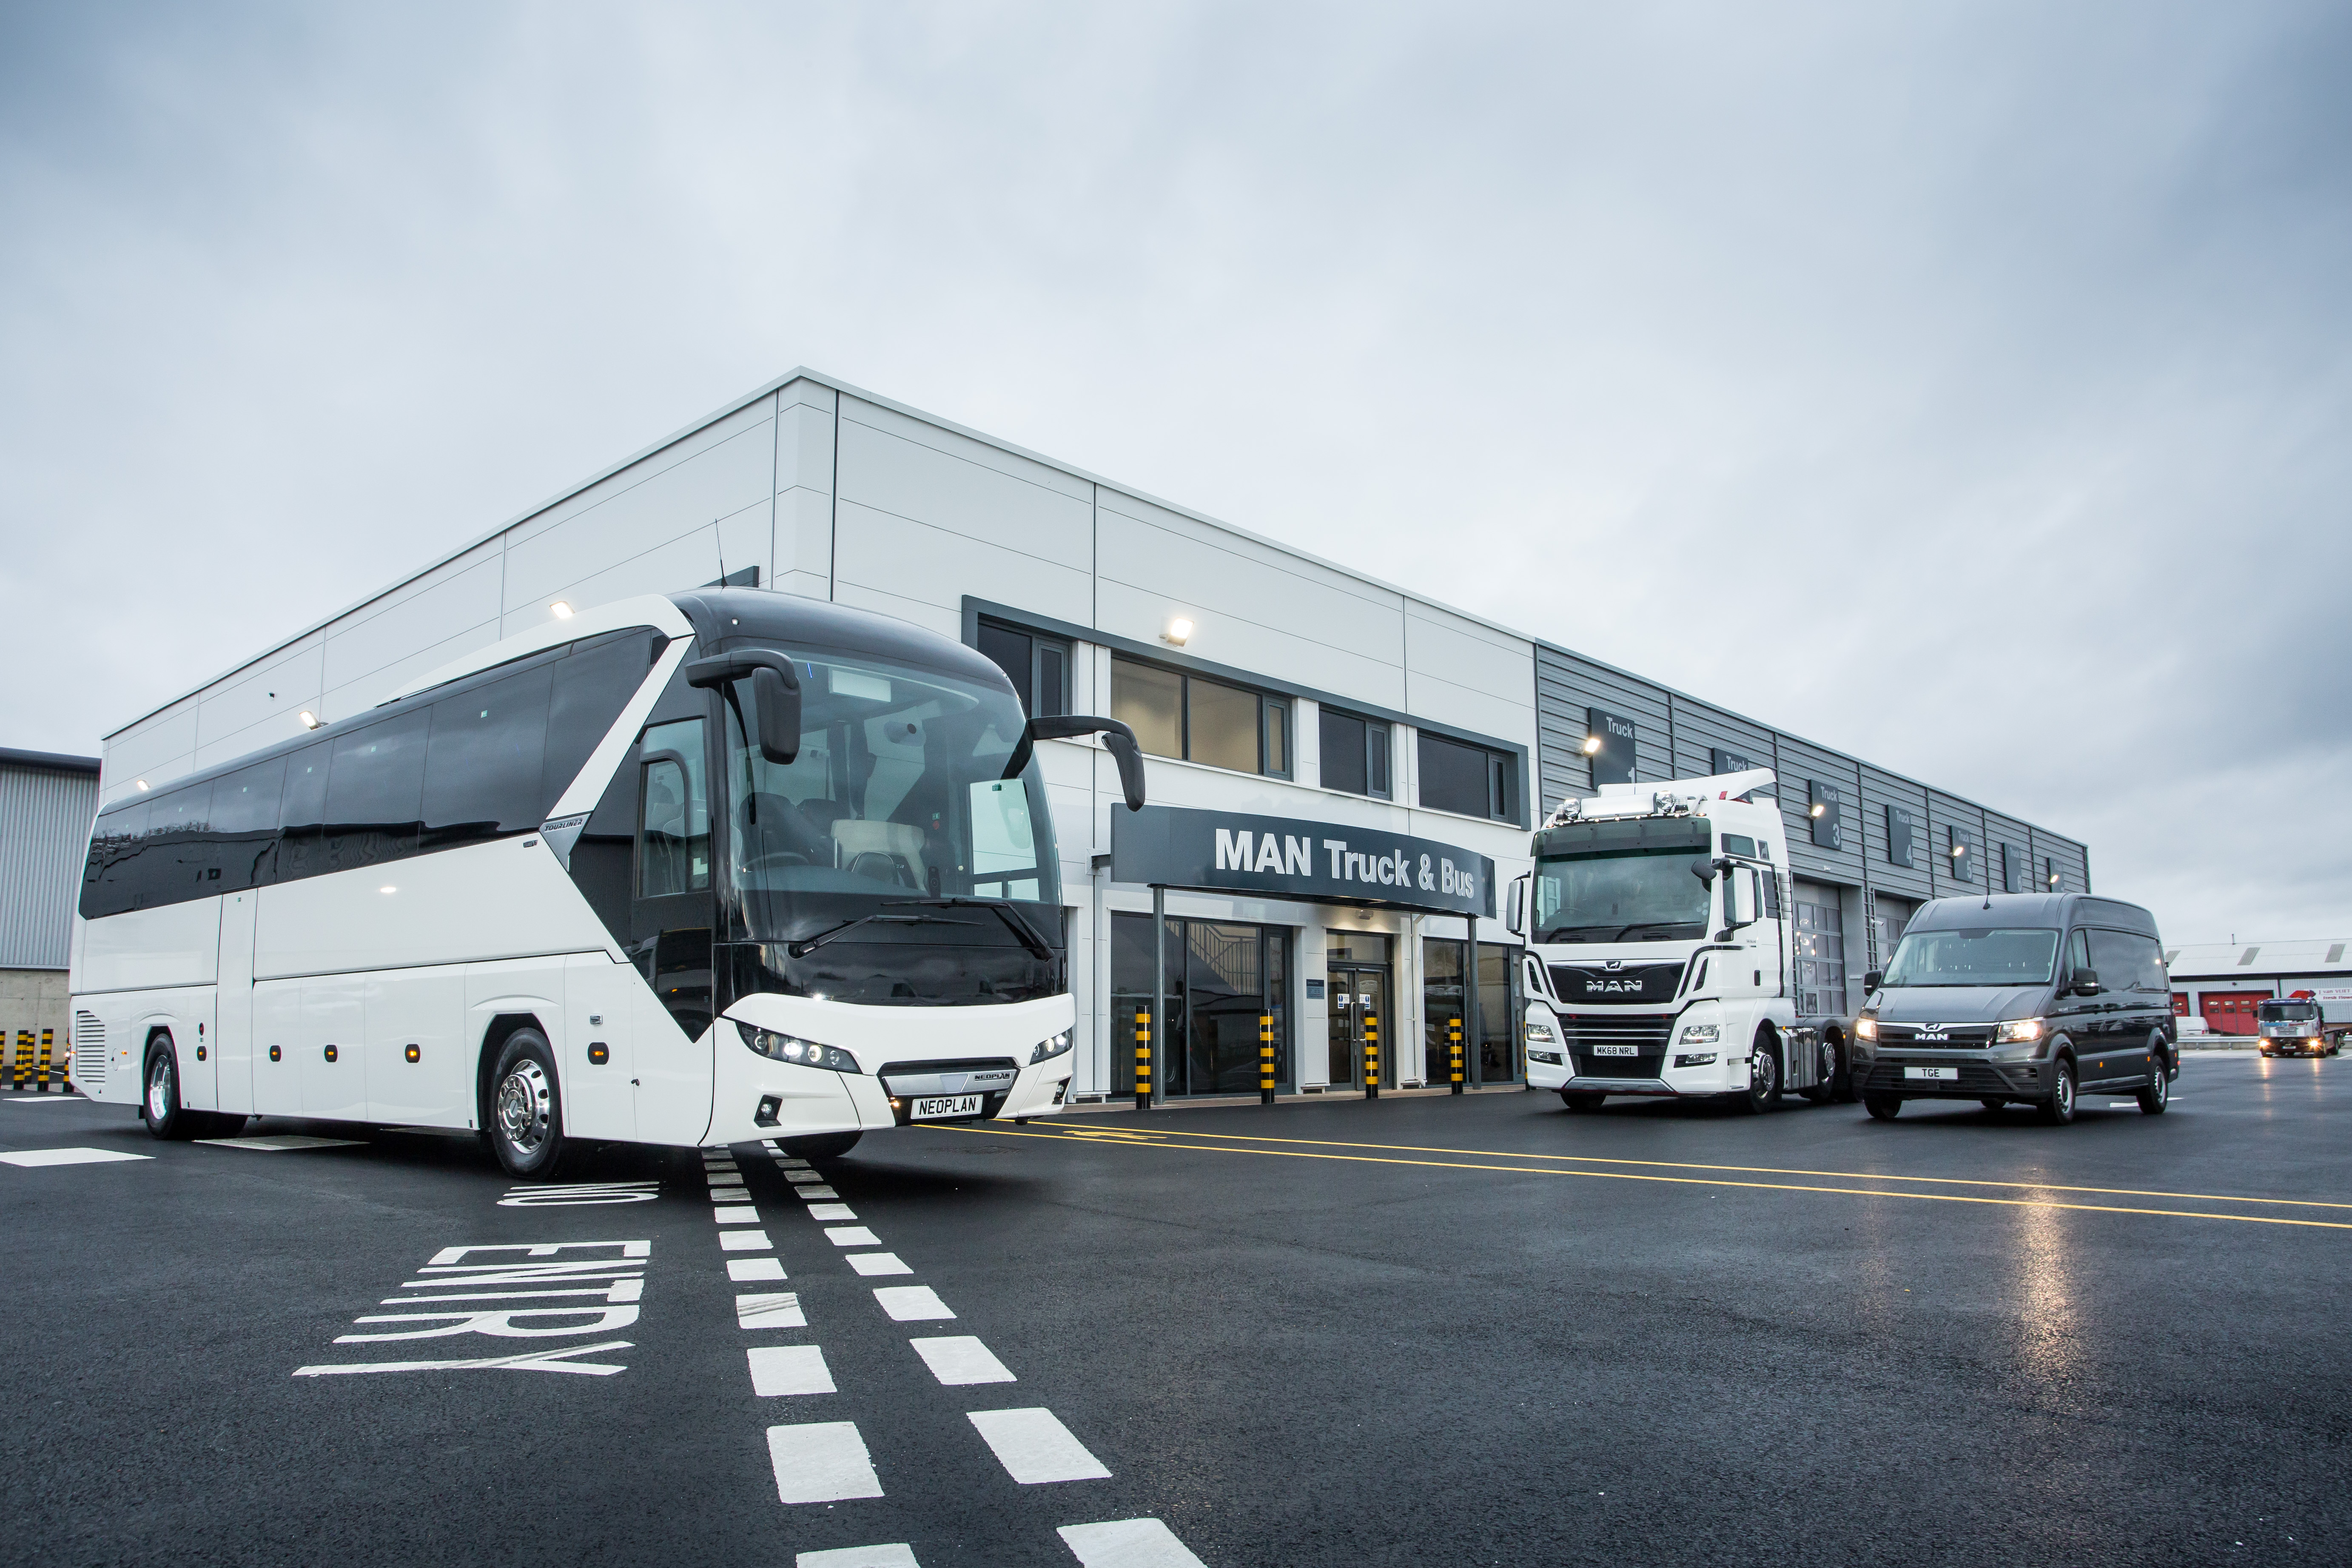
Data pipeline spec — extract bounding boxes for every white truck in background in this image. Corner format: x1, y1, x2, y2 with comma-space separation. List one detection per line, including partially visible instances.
1505, 768, 1851, 1112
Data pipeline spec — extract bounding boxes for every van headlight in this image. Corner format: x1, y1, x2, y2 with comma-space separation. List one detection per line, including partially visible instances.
736, 1020, 863, 1073
1994, 1018, 2045, 1044
1679, 1022, 1719, 1044
1854, 1016, 1877, 1041
1030, 1030, 1073, 1065
1524, 1019, 1559, 1045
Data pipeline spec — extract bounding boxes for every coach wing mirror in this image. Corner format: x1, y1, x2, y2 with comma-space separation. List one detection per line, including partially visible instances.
686, 652, 802, 765
1505, 874, 1528, 936
1005, 716, 1148, 811
2070, 968, 2101, 996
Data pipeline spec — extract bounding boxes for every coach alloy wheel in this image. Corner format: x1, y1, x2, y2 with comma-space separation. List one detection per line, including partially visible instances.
489, 1030, 569, 1179
142, 1037, 201, 1140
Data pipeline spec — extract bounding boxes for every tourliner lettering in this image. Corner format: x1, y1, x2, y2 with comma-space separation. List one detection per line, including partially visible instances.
293, 1240, 649, 1378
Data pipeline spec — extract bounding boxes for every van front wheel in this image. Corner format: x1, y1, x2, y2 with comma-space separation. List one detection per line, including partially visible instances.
2037, 1057, 2077, 1125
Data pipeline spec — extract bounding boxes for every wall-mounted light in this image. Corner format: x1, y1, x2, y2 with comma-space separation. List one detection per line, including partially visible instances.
549, 600, 574, 620
299, 710, 319, 730
1809, 802, 1827, 818
1581, 735, 1603, 755
1950, 843, 1967, 857
379, 885, 398, 895
1163, 616, 1193, 646
134, 779, 149, 791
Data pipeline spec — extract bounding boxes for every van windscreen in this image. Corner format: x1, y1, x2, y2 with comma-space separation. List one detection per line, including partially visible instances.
1882, 928, 2060, 987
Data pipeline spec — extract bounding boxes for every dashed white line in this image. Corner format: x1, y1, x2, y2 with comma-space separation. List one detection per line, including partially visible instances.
721, 1229, 776, 1252
873, 1286, 954, 1323
807, 1202, 858, 1221
737, 1292, 807, 1329
910, 1335, 1015, 1385
748, 1344, 836, 1396
784, 1170, 823, 1184
967, 1408, 1110, 1483
797, 1186, 841, 1200
824, 1226, 881, 1247
796, 1546, 919, 1568
0, 1147, 152, 1167
1057, 1517, 1206, 1566
715, 1204, 763, 1224
767, 1421, 885, 1503
729, 1257, 788, 1282
845, 1252, 911, 1277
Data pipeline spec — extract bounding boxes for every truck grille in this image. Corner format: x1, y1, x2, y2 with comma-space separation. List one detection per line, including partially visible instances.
1560, 1013, 1673, 1079
1549, 964, 1685, 1006
72, 1010, 105, 1092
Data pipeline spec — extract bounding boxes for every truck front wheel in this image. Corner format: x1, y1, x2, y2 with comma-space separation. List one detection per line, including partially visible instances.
1734, 1033, 1780, 1115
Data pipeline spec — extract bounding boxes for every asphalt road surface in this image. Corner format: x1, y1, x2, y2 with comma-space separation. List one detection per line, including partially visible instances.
4, 1052, 2347, 1567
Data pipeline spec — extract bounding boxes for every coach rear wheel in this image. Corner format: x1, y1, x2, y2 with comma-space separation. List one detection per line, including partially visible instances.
141, 1040, 201, 1140
488, 1030, 568, 1179
779, 1132, 862, 1160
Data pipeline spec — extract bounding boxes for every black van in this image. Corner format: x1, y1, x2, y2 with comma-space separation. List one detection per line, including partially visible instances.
1850, 893, 2176, 1125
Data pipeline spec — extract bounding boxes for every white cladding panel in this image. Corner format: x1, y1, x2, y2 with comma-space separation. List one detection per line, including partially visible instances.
319, 546, 505, 713
190, 639, 328, 774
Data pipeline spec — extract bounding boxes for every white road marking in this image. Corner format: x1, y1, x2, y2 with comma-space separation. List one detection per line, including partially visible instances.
293, 1339, 633, 1377
824, 1226, 880, 1247
196, 1134, 367, 1151
845, 1252, 911, 1277
797, 1547, 919, 1568
748, 1344, 835, 1395
1057, 1518, 1206, 1566
768, 1421, 885, 1503
715, 1204, 763, 1224
776, 1157, 812, 1169
966, 1408, 1110, 1484
500, 1182, 659, 1207
729, 1257, 788, 1282
737, 1292, 807, 1329
784, 1170, 823, 1184
807, 1202, 857, 1221
721, 1229, 776, 1252
910, 1335, 1015, 1385
0, 1147, 151, 1167
2, 1096, 82, 1106
797, 1186, 841, 1200
873, 1286, 954, 1322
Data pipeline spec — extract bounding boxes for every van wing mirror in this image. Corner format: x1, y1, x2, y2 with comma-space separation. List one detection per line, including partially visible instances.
685, 651, 801, 766
2071, 967, 2101, 996
1862, 969, 1882, 994
1505, 874, 1529, 936
1005, 715, 1147, 811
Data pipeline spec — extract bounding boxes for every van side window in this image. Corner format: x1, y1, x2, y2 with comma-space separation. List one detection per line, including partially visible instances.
2068, 928, 2092, 981
2088, 929, 2164, 993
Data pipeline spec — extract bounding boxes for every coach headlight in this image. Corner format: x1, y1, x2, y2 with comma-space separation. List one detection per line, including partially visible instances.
735, 1020, 863, 1073
1031, 1030, 1073, 1065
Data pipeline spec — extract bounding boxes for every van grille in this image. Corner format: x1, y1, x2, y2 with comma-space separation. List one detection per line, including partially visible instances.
72, 1010, 105, 1092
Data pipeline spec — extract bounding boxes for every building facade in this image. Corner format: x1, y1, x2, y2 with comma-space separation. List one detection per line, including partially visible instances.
3, 747, 102, 1059
93, 370, 2090, 1101
2166, 939, 2352, 1036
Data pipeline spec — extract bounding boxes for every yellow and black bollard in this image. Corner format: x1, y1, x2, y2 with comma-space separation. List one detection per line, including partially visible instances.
1449, 1016, 1464, 1094
1259, 1013, 1275, 1104
1363, 1012, 1380, 1100
9, 1028, 28, 1092
1134, 1007, 1152, 1113
37, 1028, 56, 1093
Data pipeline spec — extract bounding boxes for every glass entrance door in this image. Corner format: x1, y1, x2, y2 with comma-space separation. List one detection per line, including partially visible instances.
1326, 968, 1391, 1089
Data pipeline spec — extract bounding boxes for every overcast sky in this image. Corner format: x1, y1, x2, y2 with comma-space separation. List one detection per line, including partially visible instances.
3, 2, 2346, 946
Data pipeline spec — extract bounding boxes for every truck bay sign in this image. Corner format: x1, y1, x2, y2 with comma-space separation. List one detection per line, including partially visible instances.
1111, 804, 1496, 919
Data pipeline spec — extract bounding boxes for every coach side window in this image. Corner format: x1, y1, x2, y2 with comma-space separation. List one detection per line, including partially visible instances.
325, 709, 431, 869
423, 663, 553, 848
544, 629, 667, 811
638, 717, 710, 896
209, 757, 286, 890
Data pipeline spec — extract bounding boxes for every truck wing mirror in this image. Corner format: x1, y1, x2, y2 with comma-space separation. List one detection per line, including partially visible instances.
1505, 874, 1528, 936
685, 651, 801, 766
1693, 857, 1720, 883
1005, 715, 1148, 811
1862, 969, 1882, 994
2071, 968, 2101, 996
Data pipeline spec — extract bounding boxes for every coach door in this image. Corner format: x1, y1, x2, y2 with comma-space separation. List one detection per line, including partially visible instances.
628, 714, 717, 1143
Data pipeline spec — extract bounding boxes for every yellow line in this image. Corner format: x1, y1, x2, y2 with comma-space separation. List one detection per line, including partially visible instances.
935, 1124, 2352, 1232
1029, 1123, 2352, 1213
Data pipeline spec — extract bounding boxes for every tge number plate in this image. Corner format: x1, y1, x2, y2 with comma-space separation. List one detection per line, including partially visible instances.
912, 1093, 984, 1120
1591, 1044, 1639, 1058
1904, 1066, 1958, 1082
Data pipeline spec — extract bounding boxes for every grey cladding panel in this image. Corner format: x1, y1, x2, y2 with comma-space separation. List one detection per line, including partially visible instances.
1925, 790, 1988, 895
1535, 647, 1671, 812
1669, 698, 1775, 791
1775, 735, 1863, 887
1859, 766, 1932, 899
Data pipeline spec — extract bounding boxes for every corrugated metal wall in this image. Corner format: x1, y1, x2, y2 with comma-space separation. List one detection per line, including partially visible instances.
1533, 642, 2090, 908
0, 763, 99, 968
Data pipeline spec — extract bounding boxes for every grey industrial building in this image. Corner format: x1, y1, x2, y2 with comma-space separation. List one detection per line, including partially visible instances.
93, 369, 2090, 1099
3, 747, 102, 1065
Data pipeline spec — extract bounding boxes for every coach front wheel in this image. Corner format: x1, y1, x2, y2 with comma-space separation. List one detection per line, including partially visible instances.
488, 1030, 569, 1179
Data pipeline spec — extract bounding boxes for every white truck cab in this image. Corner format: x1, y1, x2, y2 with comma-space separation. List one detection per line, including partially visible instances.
1507, 768, 1848, 1112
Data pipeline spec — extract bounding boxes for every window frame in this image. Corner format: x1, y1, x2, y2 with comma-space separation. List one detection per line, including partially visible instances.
1319, 705, 1392, 801
1415, 729, 1515, 822
1110, 654, 1292, 780
977, 617, 1071, 721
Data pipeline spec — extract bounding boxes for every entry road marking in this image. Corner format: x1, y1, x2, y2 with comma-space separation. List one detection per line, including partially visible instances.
797, 1545, 919, 1568
846, 1252, 912, 1276
197, 1134, 367, 1152
945, 1125, 2352, 1232
1057, 1518, 1207, 1567
729, 1258, 788, 1282
721, 1229, 775, 1251
911, 1335, 1015, 1385
0, 1147, 151, 1167
874, 1286, 954, 1322
768, 1421, 885, 1503
825, 1226, 881, 1247
737, 1292, 807, 1329
748, 1344, 835, 1396
293, 1340, 632, 1377
968, 1408, 1110, 1483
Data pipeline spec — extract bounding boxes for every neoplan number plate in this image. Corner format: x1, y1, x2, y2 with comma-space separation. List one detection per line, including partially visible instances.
912, 1093, 984, 1120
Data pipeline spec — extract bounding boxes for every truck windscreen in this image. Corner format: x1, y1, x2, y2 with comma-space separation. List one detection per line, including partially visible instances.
1532, 848, 1713, 943
2260, 1002, 2318, 1022
1882, 928, 2059, 987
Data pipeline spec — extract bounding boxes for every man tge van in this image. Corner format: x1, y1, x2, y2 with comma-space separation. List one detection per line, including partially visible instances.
1850, 893, 2176, 1125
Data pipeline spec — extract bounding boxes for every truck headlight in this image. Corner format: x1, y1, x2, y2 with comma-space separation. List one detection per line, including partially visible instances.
1854, 1016, 1877, 1041
1679, 1022, 1719, 1044
1993, 1018, 2044, 1044
1527, 1049, 1564, 1066
736, 1021, 863, 1073
1673, 1052, 1718, 1068
1030, 1030, 1073, 1065
1524, 1019, 1559, 1045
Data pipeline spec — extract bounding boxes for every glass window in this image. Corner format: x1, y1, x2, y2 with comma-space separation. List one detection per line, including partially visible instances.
1424, 937, 1469, 1083
1532, 847, 1712, 943
1795, 898, 1845, 1015
1478, 942, 1521, 1083
276, 741, 333, 883
1319, 708, 1390, 798
1883, 927, 2061, 987
1367, 721, 1390, 797
325, 709, 431, 869
1112, 658, 1182, 759
545, 629, 663, 808
968, 779, 1043, 901
977, 620, 1072, 720
1264, 698, 1289, 777
1418, 731, 1512, 820
1112, 913, 1287, 1096
2089, 929, 2166, 993
1187, 677, 1260, 773
423, 663, 552, 848
210, 757, 285, 891
638, 717, 709, 897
